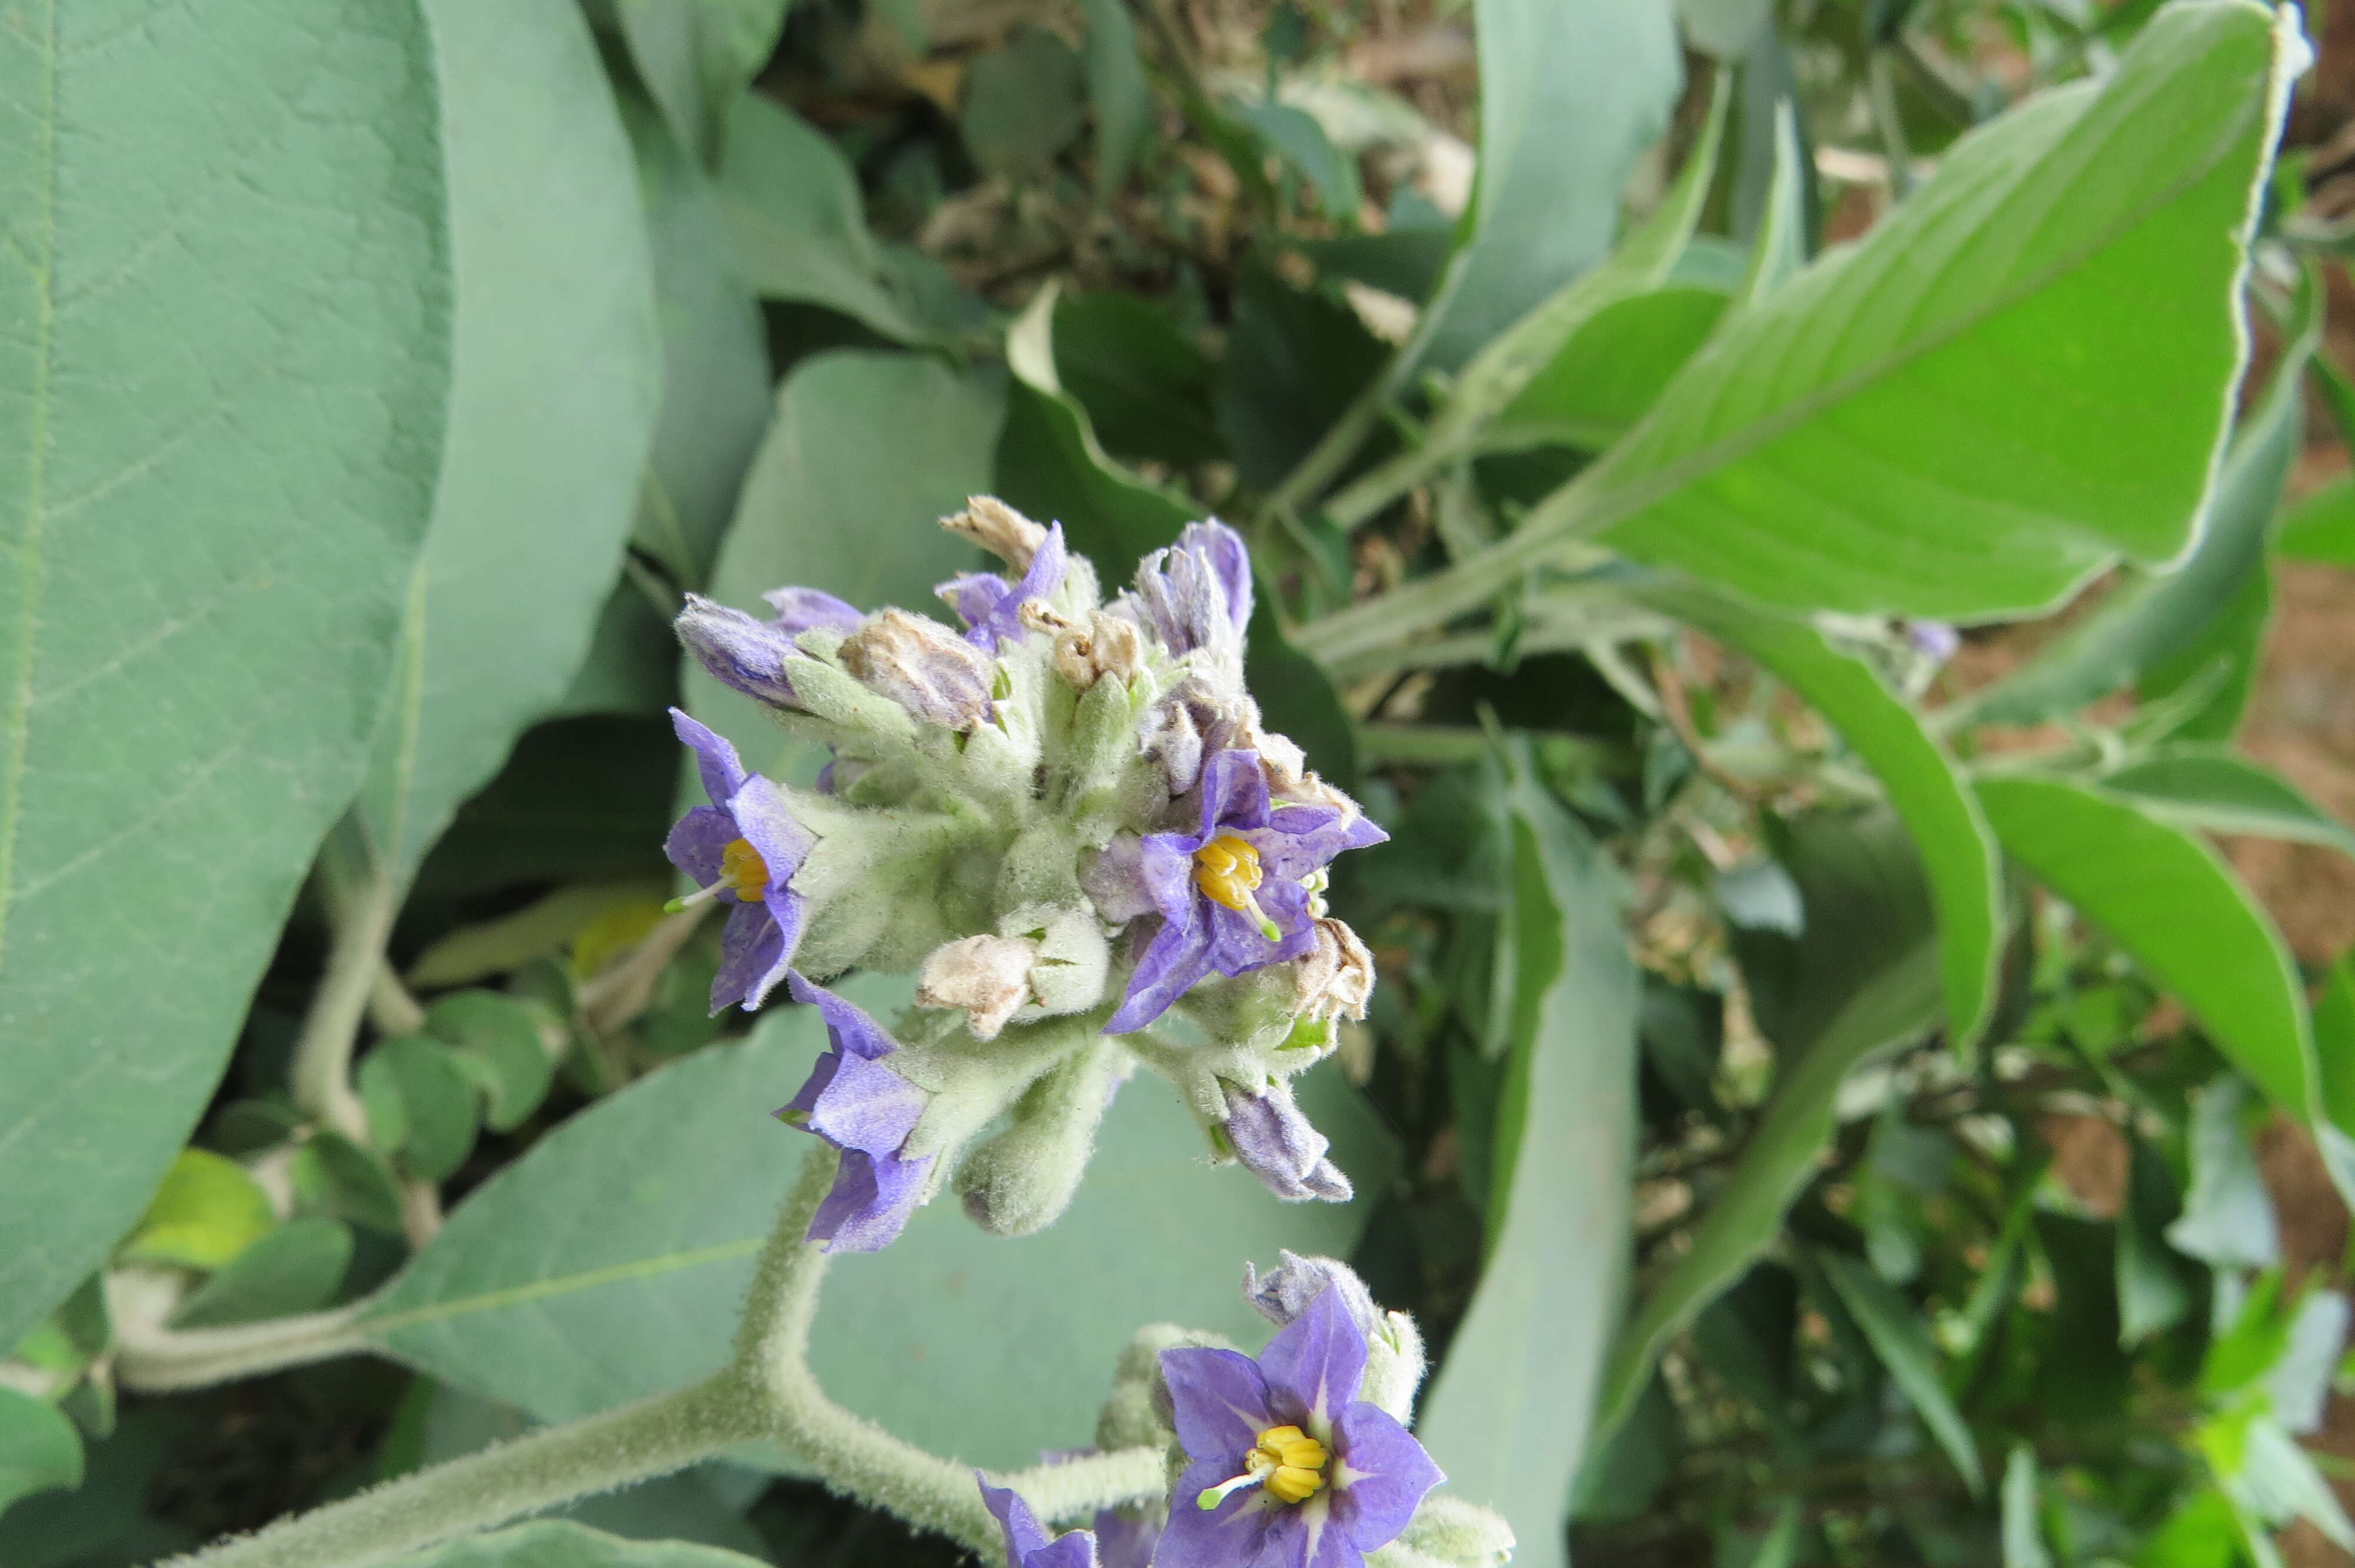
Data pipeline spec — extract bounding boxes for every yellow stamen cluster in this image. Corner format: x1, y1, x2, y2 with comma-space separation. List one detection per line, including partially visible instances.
719, 836, 771, 900
1248, 1424, 1329, 1504
1192, 834, 1264, 913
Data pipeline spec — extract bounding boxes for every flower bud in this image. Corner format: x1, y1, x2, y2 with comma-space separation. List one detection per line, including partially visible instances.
1391, 1496, 1515, 1568
1005, 905, 1110, 1019
838, 609, 995, 731
1050, 611, 1145, 690
958, 1039, 1122, 1236
943, 494, 1049, 571
1218, 1079, 1352, 1202
1243, 1251, 1425, 1421
1293, 918, 1375, 1024
916, 934, 1040, 1041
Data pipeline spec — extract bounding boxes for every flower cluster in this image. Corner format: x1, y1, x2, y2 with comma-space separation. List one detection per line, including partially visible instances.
662, 500, 1390, 1250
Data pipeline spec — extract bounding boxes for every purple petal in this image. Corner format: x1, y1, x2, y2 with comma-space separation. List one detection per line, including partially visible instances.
1260, 1287, 1367, 1427
664, 805, 739, 887
781, 1045, 841, 1120
1160, 1345, 1277, 1463
1202, 899, 1308, 979
1330, 1403, 1442, 1550
1082, 836, 1159, 926
762, 586, 865, 637
789, 974, 901, 1061
1139, 832, 1205, 922
1104, 912, 1216, 1034
1244, 1255, 1378, 1332
1199, 750, 1271, 836
1180, 521, 1252, 636
1156, 1457, 1282, 1568
676, 601, 806, 709
670, 706, 749, 807
1278, 1500, 1359, 1568
800, 1048, 927, 1155
808, 1148, 932, 1251
980, 1477, 1052, 1564
712, 902, 784, 1014
754, 888, 807, 1007
727, 773, 815, 886
1223, 1082, 1351, 1203
1094, 1509, 1160, 1568
1029, 1532, 1098, 1568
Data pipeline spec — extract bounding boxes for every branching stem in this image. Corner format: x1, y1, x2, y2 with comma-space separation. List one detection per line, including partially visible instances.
290, 866, 400, 1144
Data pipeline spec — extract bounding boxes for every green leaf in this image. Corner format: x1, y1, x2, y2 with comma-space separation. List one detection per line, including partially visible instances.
1735, 100, 1807, 309
408, 878, 674, 991
354, 0, 662, 885
0, 0, 451, 1353
1234, 100, 1359, 218
119, 1151, 276, 1274
426, 992, 558, 1134
2135, 560, 2270, 743
689, 351, 1003, 778
1593, 809, 1942, 1437
615, 0, 790, 169
170, 1219, 353, 1330
1975, 776, 2317, 1120
2002, 1444, 2054, 1568
0, 1388, 81, 1517
360, 982, 1396, 1465
1636, 582, 2001, 1051
364, 1035, 483, 1185
1053, 292, 1222, 469
1079, 0, 1151, 202
2278, 475, 2355, 565
292, 1132, 407, 1237
1415, 740, 1638, 1568
1216, 267, 1389, 491
2168, 1077, 2280, 1270
2115, 1135, 2196, 1345
1488, 287, 1730, 451
1417, 0, 1683, 368
1957, 265, 2315, 726
2099, 746, 2355, 857
619, 91, 774, 593
391, 1520, 768, 1567
717, 98, 927, 343
1815, 1252, 1984, 1494
1550, 2, 2300, 619
961, 28, 1090, 182
1677, 0, 1774, 57
2314, 959, 2355, 1137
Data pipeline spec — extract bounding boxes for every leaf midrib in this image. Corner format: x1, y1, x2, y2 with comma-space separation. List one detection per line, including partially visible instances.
360, 1235, 764, 1336
0, 0, 59, 976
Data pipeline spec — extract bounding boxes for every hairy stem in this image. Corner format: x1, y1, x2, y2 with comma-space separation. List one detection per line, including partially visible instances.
161, 1376, 759, 1568
290, 868, 399, 1144
368, 955, 426, 1036
115, 1298, 374, 1394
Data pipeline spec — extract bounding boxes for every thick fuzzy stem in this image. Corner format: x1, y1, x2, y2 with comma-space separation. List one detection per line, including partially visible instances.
160, 1376, 759, 1568
116, 1301, 373, 1394
290, 868, 398, 1144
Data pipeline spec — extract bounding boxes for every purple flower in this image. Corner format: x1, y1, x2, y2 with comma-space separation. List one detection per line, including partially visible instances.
675, 588, 864, 710
940, 523, 1069, 651
777, 976, 936, 1252
1123, 521, 1253, 660
1031, 1452, 1163, 1568
1223, 1082, 1352, 1202
1102, 750, 1387, 1034
1158, 1286, 1442, 1568
1905, 619, 1961, 663
663, 709, 815, 1013
979, 1476, 1097, 1568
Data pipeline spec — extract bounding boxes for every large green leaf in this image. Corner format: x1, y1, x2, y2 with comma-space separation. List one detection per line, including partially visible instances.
1417, 0, 1683, 369
0, 0, 452, 1351
1415, 740, 1639, 1568
1637, 582, 2000, 1051
1487, 287, 1730, 453
1815, 1253, 1984, 1494
360, 981, 1395, 1467
354, 0, 662, 882
1557, 2, 2295, 619
1593, 810, 1943, 1436
688, 351, 1003, 779
1975, 776, 2316, 1120
2100, 746, 2355, 857
394, 1520, 767, 1567
1954, 263, 2314, 726
2278, 476, 2355, 565
615, 0, 791, 170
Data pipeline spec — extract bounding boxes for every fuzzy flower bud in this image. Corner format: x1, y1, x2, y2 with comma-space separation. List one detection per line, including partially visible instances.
1390, 1496, 1515, 1568
917, 934, 1039, 1041
1122, 521, 1253, 669
1294, 918, 1375, 1025
675, 588, 861, 709
839, 608, 996, 730
1243, 1253, 1425, 1424
958, 1039, 1122, 1236
1219, 1079, 1352, 1202
944, 494, 1050, 570
1046, 609, 1146, 690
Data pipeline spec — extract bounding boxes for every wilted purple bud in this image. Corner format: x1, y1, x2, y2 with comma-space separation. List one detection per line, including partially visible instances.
1905, 619, 1961, 663
676, 588, 863, 709
1123, 521, 1253, 662
838, 608, 996, 730
940, 523, 1069, 652
1293, 918, 1375, 1025
1243, 1251, 1380, 1334
944, 495, 1051, 570
777, 976, 936, 1252
1220, 1080, 1351, 1202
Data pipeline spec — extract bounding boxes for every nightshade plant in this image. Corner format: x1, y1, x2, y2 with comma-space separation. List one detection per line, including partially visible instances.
11, 0, 2355, 1566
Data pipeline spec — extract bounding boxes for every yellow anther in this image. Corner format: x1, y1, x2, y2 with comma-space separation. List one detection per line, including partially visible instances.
1192, 834, 1265, 913
719, 836, 771, 900
1195, 1421, 1334, 1511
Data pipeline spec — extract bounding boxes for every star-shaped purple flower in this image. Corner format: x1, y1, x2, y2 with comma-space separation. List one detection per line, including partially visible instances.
1102, 750, 1387, 1034
1159, 1285, 1442, 1568
939, 523, 1069, 651
1125, 521, 1252, 659
777, 975, 935, 1253
979, 1476, 1098, 1568
664, 709, 815, 1013
675, 586, 864, 709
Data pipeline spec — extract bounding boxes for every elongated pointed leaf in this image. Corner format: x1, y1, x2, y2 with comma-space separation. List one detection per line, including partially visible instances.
354, 0, 662, 882
1816, 1253, 1983, 1494
616, 0, 791, 170
1636, 583, 2000, 1051
1551, 2, 2298, 619
1975, 776, 2316, 1119
2100, 746, 2355, 857
1416, 742, 1638, 1568
0, 0, 452, 1352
